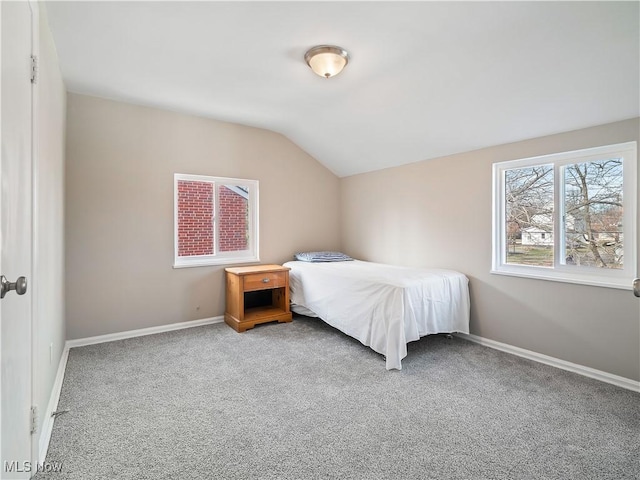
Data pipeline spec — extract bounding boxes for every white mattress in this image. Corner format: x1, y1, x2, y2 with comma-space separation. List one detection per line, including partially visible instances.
284, 260, 470, 370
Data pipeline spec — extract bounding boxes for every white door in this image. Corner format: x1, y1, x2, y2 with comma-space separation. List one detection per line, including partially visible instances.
1, 1, 34, 478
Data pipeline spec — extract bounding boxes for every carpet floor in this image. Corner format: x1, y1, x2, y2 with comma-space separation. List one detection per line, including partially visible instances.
37, 316, 639, 479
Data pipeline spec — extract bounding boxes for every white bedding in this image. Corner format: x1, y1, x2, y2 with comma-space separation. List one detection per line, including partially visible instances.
283, 260, 470, 370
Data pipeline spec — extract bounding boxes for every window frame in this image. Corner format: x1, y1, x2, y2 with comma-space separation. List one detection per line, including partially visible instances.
173, 173, 259, 268
492, 142, 637, 289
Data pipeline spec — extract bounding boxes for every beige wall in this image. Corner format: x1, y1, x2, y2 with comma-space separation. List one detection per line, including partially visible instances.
65, 91, 638, 380
35, 5, 66, 449
341, 118, 640, 381
65, 93, 340, 339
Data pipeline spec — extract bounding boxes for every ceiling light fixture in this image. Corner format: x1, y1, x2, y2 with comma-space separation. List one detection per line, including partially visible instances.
304, 45, 350, 79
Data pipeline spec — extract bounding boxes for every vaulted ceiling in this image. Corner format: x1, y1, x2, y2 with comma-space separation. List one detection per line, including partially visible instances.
45, 1, 639, 177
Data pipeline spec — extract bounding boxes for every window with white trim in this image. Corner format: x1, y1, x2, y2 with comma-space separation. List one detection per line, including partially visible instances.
492, 142, 637, 289
174, 174, 259, 267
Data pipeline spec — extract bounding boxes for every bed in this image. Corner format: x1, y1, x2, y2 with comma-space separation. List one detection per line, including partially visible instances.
283, 258, 470, 370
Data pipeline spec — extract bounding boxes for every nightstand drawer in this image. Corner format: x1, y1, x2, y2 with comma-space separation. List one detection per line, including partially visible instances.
243, 271, 287, 291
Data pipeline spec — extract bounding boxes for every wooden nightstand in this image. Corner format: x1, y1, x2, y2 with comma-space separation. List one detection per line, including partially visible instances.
224, 264, 292, 332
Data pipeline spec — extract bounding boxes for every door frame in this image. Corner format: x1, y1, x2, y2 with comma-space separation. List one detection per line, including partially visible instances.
30, 0, 40, 469
0, 0, 3, 467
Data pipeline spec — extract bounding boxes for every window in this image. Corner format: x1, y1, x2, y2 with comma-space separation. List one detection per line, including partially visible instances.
492, 142, 637, 289
174, 174, 259, 267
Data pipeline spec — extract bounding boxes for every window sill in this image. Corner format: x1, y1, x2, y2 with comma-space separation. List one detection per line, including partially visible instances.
490, 268, 634, 290
173, 256, 260, 269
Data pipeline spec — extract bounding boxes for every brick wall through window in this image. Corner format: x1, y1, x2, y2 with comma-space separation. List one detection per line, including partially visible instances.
219, 185, 248, 252
177, 180, 214, 257
177, 181, 248, 257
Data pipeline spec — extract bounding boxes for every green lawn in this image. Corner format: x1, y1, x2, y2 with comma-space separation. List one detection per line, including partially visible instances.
506, 244, 621, 269
506, 245, 553, 267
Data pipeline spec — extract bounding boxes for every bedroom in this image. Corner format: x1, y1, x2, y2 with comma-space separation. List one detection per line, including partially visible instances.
1, 1, 638, 479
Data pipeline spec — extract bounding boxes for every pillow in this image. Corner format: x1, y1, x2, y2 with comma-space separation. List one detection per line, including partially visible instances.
294, 251, 353, 262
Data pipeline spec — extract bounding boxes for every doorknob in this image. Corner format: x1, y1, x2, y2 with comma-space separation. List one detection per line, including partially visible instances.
634, 278, 640, 298
0, 275, 27, 299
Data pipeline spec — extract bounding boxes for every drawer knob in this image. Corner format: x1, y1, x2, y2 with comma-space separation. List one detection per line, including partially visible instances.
262, 278, 270, 283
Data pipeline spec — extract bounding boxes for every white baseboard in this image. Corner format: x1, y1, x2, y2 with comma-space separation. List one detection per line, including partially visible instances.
457, 333, 640, 393
39, 345, 69, 463
37, 316, 224, 462
65, 316, 225, 349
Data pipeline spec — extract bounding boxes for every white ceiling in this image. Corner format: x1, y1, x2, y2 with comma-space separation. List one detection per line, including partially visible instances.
45, 1, 639, 177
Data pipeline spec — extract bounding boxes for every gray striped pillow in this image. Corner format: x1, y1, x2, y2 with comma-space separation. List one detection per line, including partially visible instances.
294, 251, 353, 262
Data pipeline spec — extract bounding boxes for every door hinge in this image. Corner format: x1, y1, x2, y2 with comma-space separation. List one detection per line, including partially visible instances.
30, 406, 38, 435
30, 55, 38, 84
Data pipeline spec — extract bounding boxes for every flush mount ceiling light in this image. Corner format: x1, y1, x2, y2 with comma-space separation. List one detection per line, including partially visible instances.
304, 45, 350, 78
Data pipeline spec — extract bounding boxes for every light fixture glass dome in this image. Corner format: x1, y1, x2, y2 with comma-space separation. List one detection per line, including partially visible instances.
304, 45, 349, 78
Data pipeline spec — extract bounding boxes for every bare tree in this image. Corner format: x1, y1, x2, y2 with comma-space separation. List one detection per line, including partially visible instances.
505, 166, 553, 262
564, 159, 623, 269
505, 158, 624, 269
